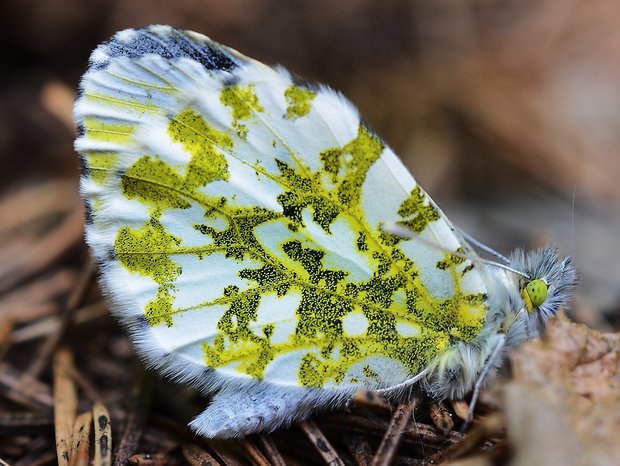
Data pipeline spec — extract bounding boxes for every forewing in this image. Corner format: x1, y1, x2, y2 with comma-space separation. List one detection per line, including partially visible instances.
74, 25, 489, 391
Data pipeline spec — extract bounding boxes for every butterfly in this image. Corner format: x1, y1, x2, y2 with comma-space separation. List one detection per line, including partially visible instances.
73, 25, 577, 438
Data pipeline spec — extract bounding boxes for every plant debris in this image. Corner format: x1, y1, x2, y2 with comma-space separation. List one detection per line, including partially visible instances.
505, 313, 620, 466
2, 1, 620, 464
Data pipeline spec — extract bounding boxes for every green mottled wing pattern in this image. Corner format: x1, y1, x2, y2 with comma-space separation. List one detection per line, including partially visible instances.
74, 26, 490, 391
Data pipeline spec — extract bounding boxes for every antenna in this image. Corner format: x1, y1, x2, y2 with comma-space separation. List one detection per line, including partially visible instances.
380, 221, 530, 279
457, 228, 511, 264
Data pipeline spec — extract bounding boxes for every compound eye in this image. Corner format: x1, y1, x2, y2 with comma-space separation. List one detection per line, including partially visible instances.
522, 279, 548, 311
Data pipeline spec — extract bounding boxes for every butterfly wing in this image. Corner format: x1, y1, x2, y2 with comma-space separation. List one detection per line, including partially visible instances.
75, 25, 490, 435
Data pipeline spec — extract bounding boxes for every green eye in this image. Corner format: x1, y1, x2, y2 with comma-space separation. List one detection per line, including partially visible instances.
523, 279, 548, 311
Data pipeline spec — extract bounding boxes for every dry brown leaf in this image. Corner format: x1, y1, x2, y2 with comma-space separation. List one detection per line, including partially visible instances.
505, 313, 620, 466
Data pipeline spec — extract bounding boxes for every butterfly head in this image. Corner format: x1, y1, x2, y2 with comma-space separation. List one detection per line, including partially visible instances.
511, 246, 577, 332
521, 278, 548, 312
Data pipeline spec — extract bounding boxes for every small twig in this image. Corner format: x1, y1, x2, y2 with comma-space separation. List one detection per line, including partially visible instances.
406, 421, 463, 449
11, 301, 107, 345
0, 317, 13, 361
256, 435, 287, 466
26, 259, 93, 378
12, 436, 50, 466
82, 354, 130, 382
240, 439, 271, 466
382, 455, 426, 466
0, 179, 77, 235
150, 415, 202, 446
182, 444, 223, 466
298, 420, 345, 466
426, 413, 505, 464
128, 453, 180, 465
371, 399, 419, 466
0, 363, 53, 411
66, 361, 104, 404
16, 450, 57, 466
207, 446, 245, 466
0, 411, 54, 434
322, 413, 390, 437
69, 411, 93, 466
138, 428, 179, 456
343, 433, 373, 466
349, 390, 390, 411
65, 260, 94, 312
113, 369, 153, 466
53, 349, 78, 466
0, 207, 84, 295
93, 402, 112, 466
0, 268, 76, 312
323, 414, 462, 450
0, 302, 59, 325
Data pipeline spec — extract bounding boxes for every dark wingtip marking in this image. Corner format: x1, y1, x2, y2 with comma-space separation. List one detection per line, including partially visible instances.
99, 26, 239, 72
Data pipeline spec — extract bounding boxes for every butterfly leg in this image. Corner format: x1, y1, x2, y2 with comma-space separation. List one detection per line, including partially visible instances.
461, 334, 506, 430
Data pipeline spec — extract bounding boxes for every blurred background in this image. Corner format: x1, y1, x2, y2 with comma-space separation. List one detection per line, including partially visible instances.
1, 0, 619, 325
1, 1, 620, 463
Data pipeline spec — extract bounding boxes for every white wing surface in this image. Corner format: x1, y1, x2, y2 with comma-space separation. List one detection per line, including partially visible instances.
74, 25, 491, 436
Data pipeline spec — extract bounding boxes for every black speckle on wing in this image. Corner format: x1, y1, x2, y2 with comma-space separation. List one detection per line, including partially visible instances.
105, 247, 116, 262
222, 74, 241, 87
83, 199, 93, 225
131, 315, 150, 332
89, 57, 110, 71
98, 26, 239, 72
78, 154, 88, 175
201, 367, 214, 378
75, 85, 84, 101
